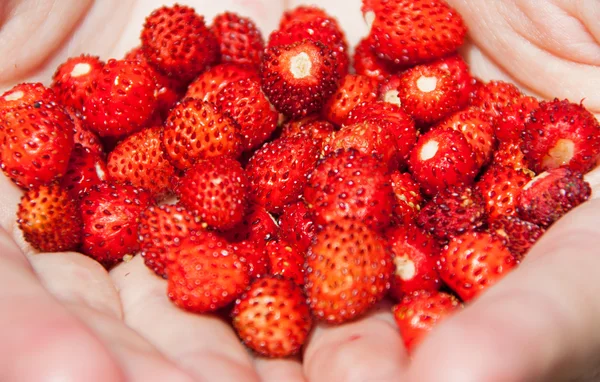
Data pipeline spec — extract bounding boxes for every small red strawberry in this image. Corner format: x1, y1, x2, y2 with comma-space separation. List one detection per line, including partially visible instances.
470, 80, 522, 120
353, 37, 401, 82
417, 186, 486, 243
495, 96, 539, 144
175, 156, 249, 230
107, 127, 175, 199
280, 5, 341, 30
386, 225, 441, 300
517, 167, 591, 228
440, 231, 518, 302
492, 141, 533, 173
260, 40, 341, 118
185, 63, 258, 105
408, 127, 478, 196
305, 218, 393, 323
304, 149, 395, 232
141, 4, 219, 83
246, 134, 320, 213
60, 144, 109, 199
232, 240, 270, 280
278, 201, 316, 254
378, 74, 403, 106
67, 108, 104, 157
138, 204, 201, 278
522, 99, 600, 174
80, 181, 153, 266
232, 276, 312, 357
393, 290, 462, 353
223, 203, 279, 244
162, 98, 242, 170
323, 74, 378, 126
390, 171, 424, 224
433, 54, 474, 108
211, 12, 264, 68
476, 165, 532, 221
490, 216, 545, 260
0, 83, 57, 112
167, 230, 249, 313
265, 239, 305, 286
82, 59, 157, 137
366, 0, 467, 65
51, 55, 105, 111
17, 184, 82, 252
281, 117, 335, 144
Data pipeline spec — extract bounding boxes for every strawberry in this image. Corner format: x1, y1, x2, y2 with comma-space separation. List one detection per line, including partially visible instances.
138, 204, 201, 278
279, 5, 341, 30
476, 165, 532, 221
390, 171, 424, 224
323, 74, 378, 126
215, 78, 278, 151
281, 117, 335, 144
417, 186, 486, 243
353, 37, 401, 82
495, 96, 539, 144
167, 230, 249, 313
433, 54, 474, 108
408, 127, 478, 196
397, 64, 461, 125
366, 0, 467, 65
223, 203, 279, 244
67, 109, 104, 157
439, 231, 517, 302
246, 134, 320, 213
378, 74, 403, 106
278, 201, 316, 254
232, 276, 312, 357
522, 99, 600, 174
80, 181, 153, 266
490, 216, 545, 260
260, 40, 341, 118
304, 149, 395, 232
393, 290, 462, 353
0, 83, 57, 112
175, 156, 249, 230
437, 107, 496, 168
305, 218, 393, 323
232, 240, 270, 280
517, 167, 591, 228
17, 184, 82, 252
60, 144, 109, 199
162, 98, 242, 170
82, 59, 157, 137
141, 4, 219, 83
470, 80, 522, 120
185, 63, 258, 105
51, 55, 104, 111
211, 12, 264, 68
265, 239, 305, 286
492, 141, 532, 173
107, 127, 175, 199
0, 102, 74, 189
386, 225, 441, 300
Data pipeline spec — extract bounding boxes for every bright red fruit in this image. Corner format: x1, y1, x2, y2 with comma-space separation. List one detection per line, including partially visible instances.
476, 165, 531, 221
470, 80, 522, 119
353, 37, 401, 82
51, 55, 104, 111
280, 5, 341, 30
265, 239, 305, 286
61, 144, 109, 199
433, 54, 474, 108
211, 12, 264, 68
278, 201, 316, 254
232, 240, 270, 280
67, 109, 104, 157
223, 203, 279, 244
495, 96, 539, 144
491, 216, 545, 260
323, 74, 378, 126
0, 83, 57, 112
492, 141, 533, 174
185, 63, 258, 104
281, 117, 335, 144
378, 74, 403, 106
390, 172, 424, 224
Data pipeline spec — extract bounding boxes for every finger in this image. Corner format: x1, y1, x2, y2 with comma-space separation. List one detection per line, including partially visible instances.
254, 356, 306, 382
303, 300, 408, 382
406, 198, 600, 381
110, 255, 261, 382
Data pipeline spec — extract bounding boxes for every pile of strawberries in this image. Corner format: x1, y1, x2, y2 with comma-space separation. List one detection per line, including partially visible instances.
2, 0, 598, 358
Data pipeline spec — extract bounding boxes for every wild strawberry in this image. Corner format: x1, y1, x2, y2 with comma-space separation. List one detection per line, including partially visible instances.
433, 54, 474, 108
522, 99, 600, 174
265, 239, 305, 286
167, 230, 249, 313
107, 127, 175, 199
17, 184, 81, 252
323, 74, 378, 126
232, 276, 312, 357
279, 5, 341, 30
281, 117, 335, 144
397, 64, 461, 125
223, 203, 279, 244
378, 74, 403, 106
353, 37, 401, 82
493, 141, 532, 173
390, 171, 424, 224
216, 78, 278, 151
246, 135, 320, 213
470, 80, 522, 119
260, 40, 340, 118
82, 59, 157, 137
60, 144, 109, 199
0, 102, 74, 189
393, 290, 462, 353
51, 55, 104, 111
417, 186, 486, 243
185, 63, 258, 104
438, 107, 496, 167
80, 181, 153, 266
386, 225, 441, 300
305, 218, 393, 323
232, 240, 270, 280
408, 127, 478, 196
0, 83, 57, 112
491, 216, 545, 260
67, 109, 104, 157
211, 12, 264, 68
495, 96, 539, 144
517, 167, 591, 228
141, 4, 219, 83
278, 201, 315, 254
138, 204, 201, 278
476, 165, 532, 221
366, 0, 467, 65
304, 149, 395, 232
439, 231, 517, 302
175, 156, 249, 230
162, 98, 242, 170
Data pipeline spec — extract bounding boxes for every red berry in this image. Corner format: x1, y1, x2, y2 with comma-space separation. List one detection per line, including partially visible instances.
232, 240, 270, 280
281, 117, 335, 144
185, 63, 258, 105
323, 74, 378, 126
223, 203, 279, 244
470, 80, 522, 119
492, 141, 533, 173
211, 12, 264, 68
490, 216, 545, 260
353, 37, 401, 82
0, 83, 57, 112
51, 55, 105, 111
67, 108, 104, 157
390, 171, 424, 224
280, 5, 341, 30
60, 144, 109, 200
278, 201, 316, 254
476, 165, 532, 221
265, 239, 305, 286
495, 96, 539, 144
433, 54, 474, 108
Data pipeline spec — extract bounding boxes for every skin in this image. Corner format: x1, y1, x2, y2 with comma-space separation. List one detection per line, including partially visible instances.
1, 0, 600, 380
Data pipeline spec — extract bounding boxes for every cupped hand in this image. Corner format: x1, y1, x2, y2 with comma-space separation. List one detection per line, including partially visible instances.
2, 1, 600, 382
